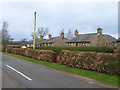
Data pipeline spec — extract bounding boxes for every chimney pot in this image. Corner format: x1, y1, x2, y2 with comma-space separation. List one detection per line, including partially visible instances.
97, 26, 102, 35
49, 34, 52, 39
75, 29, 79, 36
61, 31, 64, 38
40, 36, 44, 40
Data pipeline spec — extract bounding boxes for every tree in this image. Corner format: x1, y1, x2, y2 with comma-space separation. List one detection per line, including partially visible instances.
9, 38, 14, 45
0, 22, 10, 47
21, 38, 27, 46
67, 29, 73, 39
22, 38, 26, 43
37, 27, 49, 38
31, 32, 38, 40
59, 28, 64, 36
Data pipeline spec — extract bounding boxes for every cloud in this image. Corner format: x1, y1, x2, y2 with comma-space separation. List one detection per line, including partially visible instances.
0, 1, 118, 40
0, 0, 119, 3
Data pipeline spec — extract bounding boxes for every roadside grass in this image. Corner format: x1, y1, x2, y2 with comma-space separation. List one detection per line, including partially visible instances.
2, 52, 119, 87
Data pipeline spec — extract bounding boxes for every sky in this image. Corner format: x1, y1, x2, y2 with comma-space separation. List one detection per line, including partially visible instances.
0, 0, 119, 41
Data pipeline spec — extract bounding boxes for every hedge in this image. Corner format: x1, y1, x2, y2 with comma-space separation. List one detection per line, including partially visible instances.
10, 48, 54, 62
6, 48, 119, 75
58, 50, 120, 75
6, 45, 22, 53
7, 45, 22, 49
11, 48, 26, 56
29, 46, 115, 53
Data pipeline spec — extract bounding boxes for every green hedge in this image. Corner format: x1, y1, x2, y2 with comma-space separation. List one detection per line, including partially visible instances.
29, 46, 115, 53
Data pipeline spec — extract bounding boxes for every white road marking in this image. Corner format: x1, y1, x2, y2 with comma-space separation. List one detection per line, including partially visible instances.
88, 81, 94, 84
6, 65, 32, 81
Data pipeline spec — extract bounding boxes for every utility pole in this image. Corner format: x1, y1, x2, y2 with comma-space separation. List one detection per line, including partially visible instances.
33, 11, 36, 49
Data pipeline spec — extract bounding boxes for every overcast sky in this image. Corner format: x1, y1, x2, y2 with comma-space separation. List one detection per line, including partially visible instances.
0, 0, 119, 41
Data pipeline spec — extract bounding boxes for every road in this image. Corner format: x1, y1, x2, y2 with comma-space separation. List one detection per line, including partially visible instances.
2, 53, 117, 88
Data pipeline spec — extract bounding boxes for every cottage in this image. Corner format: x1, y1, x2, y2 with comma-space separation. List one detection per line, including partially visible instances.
66, 27, 117, 47
117, 38, 120, 48
40, 32, 68, 47
36, 36, 46, 47
26, 40, 33, 47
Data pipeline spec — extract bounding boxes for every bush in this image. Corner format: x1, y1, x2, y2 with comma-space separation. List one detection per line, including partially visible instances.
9, 48, 54, 62
7, 45, 22, 49
25, 49, 54, 62
11, 48, 26, 56
6, 45, 22, 53
58, 50, 119, 75
30, 46, 114, 53
6, 48, 12, 53
7, 47, 119, 75
2, 48, 6, 52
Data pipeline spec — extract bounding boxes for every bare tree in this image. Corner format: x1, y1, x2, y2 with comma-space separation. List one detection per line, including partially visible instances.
37, 27, 49, 38
67, 29, 73, 39
0, 22, 10, 47
31, 32, 38, 40
59, 28, 64, 36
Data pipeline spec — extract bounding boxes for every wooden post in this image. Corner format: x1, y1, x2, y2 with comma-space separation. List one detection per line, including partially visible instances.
33, 11, 36, 49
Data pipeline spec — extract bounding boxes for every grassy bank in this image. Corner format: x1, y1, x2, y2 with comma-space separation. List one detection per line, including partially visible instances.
2, 52, 119, 87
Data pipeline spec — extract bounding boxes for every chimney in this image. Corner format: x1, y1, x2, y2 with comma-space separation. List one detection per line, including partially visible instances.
61, 31, 64, 38
49, 34, 52, 39
97, 27, 102, 35
74, 29, 79, 36
40, 36, 44, 41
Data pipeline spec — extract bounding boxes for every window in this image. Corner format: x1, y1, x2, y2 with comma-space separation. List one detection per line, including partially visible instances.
82, 43, 84, 46
52, 43, 54, 46
69, 43, 71, 46
105, 43, 107, 46
73, 43, 74, 46
74, 43, 76, 46
37, 44, 40, 47
113, 43, 115, 46
44, 44, 46, 46
76, 43, 78, 46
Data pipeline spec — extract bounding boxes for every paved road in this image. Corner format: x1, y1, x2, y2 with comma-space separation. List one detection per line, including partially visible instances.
2, 53, 116, 88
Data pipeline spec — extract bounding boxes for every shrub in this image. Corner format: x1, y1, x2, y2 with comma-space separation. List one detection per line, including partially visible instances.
9, 48, 54, 63
11, 48, 26, 56
7, 45, 22, 49
32, 46, 114, 53
58, 50, 119, 75
7, 47, 119, 75
6, 48, 12, 53
25, 49, 54, 62
0, 45, 6, 52
2, 48, 6, 52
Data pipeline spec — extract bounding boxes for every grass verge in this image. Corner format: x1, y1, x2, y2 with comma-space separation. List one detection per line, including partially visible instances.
2, 52, 119, 87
